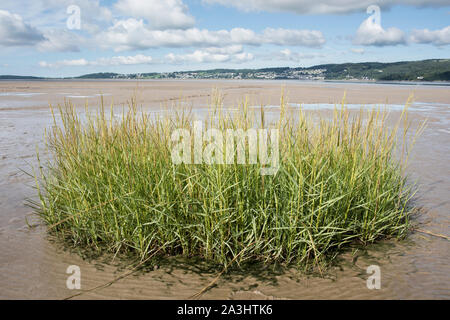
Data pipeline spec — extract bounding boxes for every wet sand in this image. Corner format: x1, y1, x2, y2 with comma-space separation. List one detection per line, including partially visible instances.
0, 80, 449, 299
1, 79, 450, 111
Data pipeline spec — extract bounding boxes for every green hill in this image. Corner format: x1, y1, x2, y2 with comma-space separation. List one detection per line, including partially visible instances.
306, 59, 450, 81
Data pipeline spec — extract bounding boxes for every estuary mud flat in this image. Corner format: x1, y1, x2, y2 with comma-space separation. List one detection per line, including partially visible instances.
0, 80, 449, 299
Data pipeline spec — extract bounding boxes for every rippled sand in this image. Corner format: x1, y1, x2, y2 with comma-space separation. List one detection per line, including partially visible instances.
0, 80, 449, 299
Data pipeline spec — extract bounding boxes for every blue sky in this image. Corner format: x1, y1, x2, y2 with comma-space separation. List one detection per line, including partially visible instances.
0, 0, 449, 77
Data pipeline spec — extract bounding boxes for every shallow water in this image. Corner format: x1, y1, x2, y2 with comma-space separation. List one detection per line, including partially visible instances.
0, 81, 449, 299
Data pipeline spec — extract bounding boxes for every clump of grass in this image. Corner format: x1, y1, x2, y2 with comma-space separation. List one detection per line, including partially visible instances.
32, 92, 423, 270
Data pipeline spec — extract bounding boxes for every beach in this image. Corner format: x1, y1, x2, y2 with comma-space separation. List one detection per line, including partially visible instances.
0, 80, 449, 299
1, 80, 450, 111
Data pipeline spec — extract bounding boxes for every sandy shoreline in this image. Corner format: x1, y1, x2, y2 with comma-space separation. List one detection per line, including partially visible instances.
1, 80, 450, 111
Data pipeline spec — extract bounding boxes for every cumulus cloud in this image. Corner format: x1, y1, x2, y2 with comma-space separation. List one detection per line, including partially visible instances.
37, 29, 83, 52
0, 10, 44, 46
353, 7, 406, 46
97, 19, 325, 51
410, 26, 450, 46
165, 46, 253, 64
116, 0, 195, 29
71, 0, 113, 34
203, 0, 450, 15
0, 9, 86, 52
39, 54, 153, 68
0, 0, 112, 32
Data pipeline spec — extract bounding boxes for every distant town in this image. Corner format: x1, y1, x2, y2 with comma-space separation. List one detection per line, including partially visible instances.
124, 68, 328, 81
1, 59, 449, 82
73, 59, 450, 82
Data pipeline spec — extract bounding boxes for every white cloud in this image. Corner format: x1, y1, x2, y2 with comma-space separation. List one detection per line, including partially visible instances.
274, 49, 325, 61
39, 54, 153, 68
166, 51, 228, 63
204, 45, 244, 55
0, 3, 111, 52
0, 10, 44, 46
96, 54, 153, 65
203, 0, 450, 15
410, 26, 450, 46
262, 28, 325, 47
97, 19, 325, 51
43, 46, 251, 66
39, 59, 88, 68
115, 0, 195, 30
0, 9, 89, 52
233, 52, 255, 62
353, 13, 406, 46
37, 29, 83, 52
0, 0, 112, 32
351, 48, 365, 54
166, 47, 254, 64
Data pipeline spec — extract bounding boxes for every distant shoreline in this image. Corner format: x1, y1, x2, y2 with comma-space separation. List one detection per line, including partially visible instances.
2, 59, 450, 83
1, 78, 449, 87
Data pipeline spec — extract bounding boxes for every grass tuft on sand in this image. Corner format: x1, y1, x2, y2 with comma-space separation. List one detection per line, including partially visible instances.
32, 92, 423, 270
